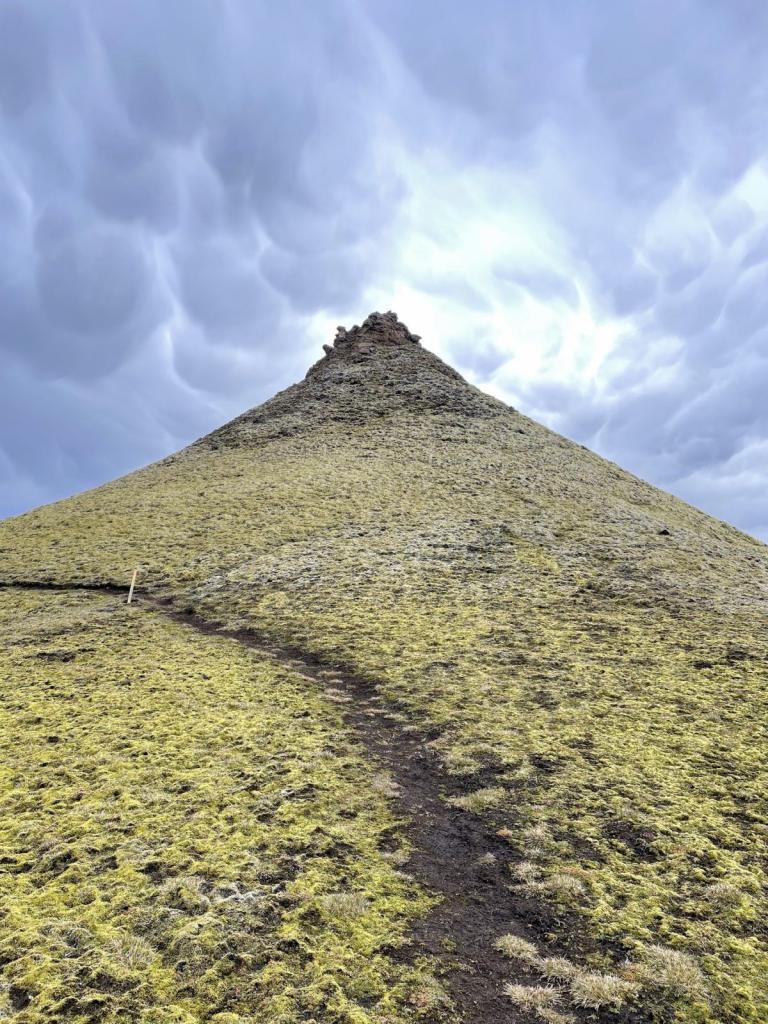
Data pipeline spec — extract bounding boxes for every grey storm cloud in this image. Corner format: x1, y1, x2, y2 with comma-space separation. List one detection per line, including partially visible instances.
1, 0, 767, 540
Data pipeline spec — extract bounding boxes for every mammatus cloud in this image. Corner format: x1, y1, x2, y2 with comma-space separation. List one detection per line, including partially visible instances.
0, 0, 766, 540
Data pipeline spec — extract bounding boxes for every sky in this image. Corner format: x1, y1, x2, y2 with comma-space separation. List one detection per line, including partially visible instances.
1, 1, 768, 540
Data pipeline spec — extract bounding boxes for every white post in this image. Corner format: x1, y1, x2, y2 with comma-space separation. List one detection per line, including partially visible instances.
127, 568, 138, 605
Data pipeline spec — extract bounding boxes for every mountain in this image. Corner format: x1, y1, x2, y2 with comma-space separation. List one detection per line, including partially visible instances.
1, 311, 766, 1024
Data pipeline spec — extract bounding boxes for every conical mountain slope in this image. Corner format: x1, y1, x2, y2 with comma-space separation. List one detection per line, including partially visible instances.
2, 312, 767, 1023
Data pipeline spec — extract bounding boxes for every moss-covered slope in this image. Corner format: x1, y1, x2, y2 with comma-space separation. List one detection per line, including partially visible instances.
0, 588, 438, 1023
2, 312, 767, 1022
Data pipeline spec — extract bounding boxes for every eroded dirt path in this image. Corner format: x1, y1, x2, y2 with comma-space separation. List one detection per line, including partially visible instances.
148, 596, 571, 1023
157, 604, 551, 1023
1, 581, 593, 1024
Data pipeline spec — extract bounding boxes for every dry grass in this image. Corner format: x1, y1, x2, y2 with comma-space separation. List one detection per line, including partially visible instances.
522, 823, 553, 845
494, 934, 540, 961
319, 892, 370, 919
473, 851, 497, 867
569, 971, 639, 1009
370, 771, 401, 797
511, 859, 541, 883
631, 945, 709, 1002
382, 849, 411, 868
703, 881, 743, 911
538, 956, 579, 981
106, 935, 157, 971
537, 1010, 576, 1024
523, 872, 587, 900
407, 975, 450, 1012
504, 983, 561, 1011
447, 786, 507, 812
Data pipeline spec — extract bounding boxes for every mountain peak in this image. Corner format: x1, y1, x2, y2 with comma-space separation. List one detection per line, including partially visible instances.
201, 313, 506, 449
319, 311, 422, 362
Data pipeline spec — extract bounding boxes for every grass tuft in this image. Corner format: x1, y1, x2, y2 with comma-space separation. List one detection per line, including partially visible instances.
319, 891, 370, 919
370, 771, 401, 797
523, 872, 587, 900
522, 823, 553, 845
474, 851, 497, 867
511, 859, 541, 883
107, 934, 157, 970
569, 971, 639, 1009
494, 933, 540, 961
703, 881, 742, 911
538, 956, 578, 981
631, 945, 708, 1002
447, 786, 507, 812
504, 983, 561, 1011
537, 1011, 576, 1024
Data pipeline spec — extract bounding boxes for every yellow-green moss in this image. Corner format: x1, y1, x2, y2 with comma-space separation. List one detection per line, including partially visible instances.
2, 404, 768, 1022
0, 589, 437, 1023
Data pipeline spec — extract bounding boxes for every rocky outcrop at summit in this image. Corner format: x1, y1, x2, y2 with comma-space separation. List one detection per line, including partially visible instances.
319, 310, 422, 359
200, 311, 507, 448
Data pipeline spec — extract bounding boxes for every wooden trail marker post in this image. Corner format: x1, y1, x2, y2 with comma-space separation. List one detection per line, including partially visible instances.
127, 568, 138, 605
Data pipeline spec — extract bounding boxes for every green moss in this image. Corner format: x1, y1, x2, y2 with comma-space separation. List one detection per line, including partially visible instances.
0, 589, 436, 1023
2, 403, 768, 1022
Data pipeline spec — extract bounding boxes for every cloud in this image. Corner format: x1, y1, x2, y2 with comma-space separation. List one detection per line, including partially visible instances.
175, 237, 281, 335
0, 2, 53, 118
0, 0, 767, 541
36, 224, 148, 334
